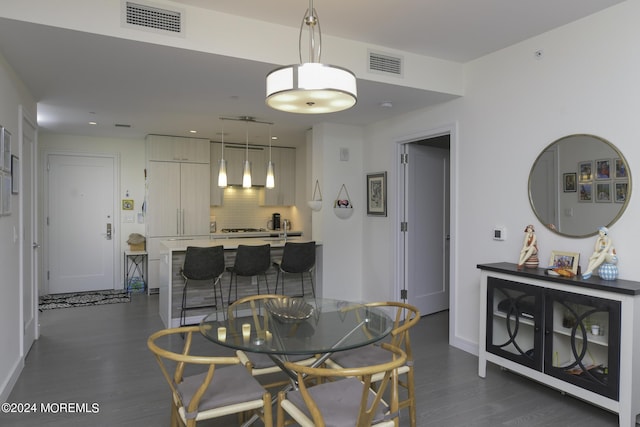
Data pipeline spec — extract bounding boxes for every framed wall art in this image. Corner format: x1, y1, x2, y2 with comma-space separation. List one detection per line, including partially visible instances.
615, 182, 628, 203
11, 155, 19, 194
595, 158, 611, 180
122, 199, 134, 210
366, 171, 387, 216
563, 173, 577, 192
2, 127, 10, 172
596, 182, 611, 203
579, 160, 592, 182
1, 173, 10, 215
615, 158, 628, 179
579, 183, 592, 202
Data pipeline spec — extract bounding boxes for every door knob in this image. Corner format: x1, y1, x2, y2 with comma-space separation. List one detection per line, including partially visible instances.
32, 242, 40, 249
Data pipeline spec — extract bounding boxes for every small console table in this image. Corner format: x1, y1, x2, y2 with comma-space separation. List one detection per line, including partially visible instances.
477, 262, 640, 426
124, 250, 148, 294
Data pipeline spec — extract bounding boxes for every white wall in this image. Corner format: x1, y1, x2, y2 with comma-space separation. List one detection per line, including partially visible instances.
360, 0, 640, 352
0, 52, 36, 402
312, 123, 364, 301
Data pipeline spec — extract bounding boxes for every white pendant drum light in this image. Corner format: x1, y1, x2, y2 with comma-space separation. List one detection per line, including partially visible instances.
242, 123, 252, 188
217, 121, 227, 187
265, 0, 357, 114
266, 124, 275, 189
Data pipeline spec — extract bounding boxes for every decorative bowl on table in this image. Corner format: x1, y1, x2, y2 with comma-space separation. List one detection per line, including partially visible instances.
265, 297, 314, 323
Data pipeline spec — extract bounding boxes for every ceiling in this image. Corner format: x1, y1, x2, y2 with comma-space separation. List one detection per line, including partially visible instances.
0, 0, 626, 145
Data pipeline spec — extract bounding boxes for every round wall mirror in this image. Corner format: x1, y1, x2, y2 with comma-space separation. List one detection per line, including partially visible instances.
528, 134, 631, 238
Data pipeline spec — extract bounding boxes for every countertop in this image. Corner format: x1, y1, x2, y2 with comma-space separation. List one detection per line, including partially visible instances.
210, 230, 303, 239
161, 237, 318, 252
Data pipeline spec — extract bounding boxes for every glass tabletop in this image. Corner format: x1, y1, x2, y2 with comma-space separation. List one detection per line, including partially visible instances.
199, 297, 393, 355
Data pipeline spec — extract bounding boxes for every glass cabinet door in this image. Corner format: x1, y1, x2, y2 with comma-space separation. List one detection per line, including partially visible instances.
487, 277, 543, 370
544, 289, 621, 400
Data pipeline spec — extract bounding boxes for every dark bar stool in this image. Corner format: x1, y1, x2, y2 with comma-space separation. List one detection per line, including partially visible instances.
273, 241, 316, 298
180, 245, 226, 326
227, 244, 271, 304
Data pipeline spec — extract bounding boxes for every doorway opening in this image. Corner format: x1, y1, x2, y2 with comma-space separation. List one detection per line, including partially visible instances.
396, 125, 456, 342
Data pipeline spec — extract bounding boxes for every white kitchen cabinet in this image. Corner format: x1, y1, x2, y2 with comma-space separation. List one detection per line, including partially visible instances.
146, 161, 211, 237
145, 161, 210, 290
146, 135, 210, 163
260, 147, 296, 206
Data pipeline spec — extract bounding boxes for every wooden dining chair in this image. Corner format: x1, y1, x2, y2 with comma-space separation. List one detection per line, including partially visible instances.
325, 301, 420, 427
227, 294, 318, 390
147, 325, 273, 427
276, 342, 407, 427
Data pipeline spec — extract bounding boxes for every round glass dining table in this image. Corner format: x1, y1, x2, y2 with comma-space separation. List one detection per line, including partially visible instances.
199, 297, 393, 356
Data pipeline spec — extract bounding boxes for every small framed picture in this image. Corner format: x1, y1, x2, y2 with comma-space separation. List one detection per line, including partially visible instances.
2, 128, 11, 172
579, 161, 592, 182
549, 251, 580, 276
579, 183, 592, 202
615, 182, 628, 203
366, 172, 387, 216
596, 182, 611, 203
122, 199, 134, 210
563, 173, 577, 192
10, 155, 18, 194
614, 158, 628, 179
595, 159, 610, 180
1, 173, 10, 215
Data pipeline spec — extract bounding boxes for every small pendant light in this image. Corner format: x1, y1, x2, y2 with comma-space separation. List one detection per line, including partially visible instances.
217, 121, 227, 187
266, 124, 275, 189
242, 123, 252, 188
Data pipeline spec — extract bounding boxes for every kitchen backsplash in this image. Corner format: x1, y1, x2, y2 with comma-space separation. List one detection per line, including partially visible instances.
210, 187, 293, 230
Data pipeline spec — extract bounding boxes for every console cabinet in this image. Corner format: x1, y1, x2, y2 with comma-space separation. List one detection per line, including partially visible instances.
478, 263, 640, 426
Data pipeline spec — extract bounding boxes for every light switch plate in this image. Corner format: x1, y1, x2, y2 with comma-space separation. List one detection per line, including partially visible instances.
493, 227, 506, 241
340, 147, 349, 161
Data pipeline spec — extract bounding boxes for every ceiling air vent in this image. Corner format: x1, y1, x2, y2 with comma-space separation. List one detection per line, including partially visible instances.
123, 1, 184, 35
368, 51, 403, 77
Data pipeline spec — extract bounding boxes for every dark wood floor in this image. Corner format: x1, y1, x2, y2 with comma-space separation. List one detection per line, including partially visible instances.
1, 294, 621, 426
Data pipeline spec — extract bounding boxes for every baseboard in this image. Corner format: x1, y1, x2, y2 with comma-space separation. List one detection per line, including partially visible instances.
0, 356, 24, 403
451, 335, 479, 357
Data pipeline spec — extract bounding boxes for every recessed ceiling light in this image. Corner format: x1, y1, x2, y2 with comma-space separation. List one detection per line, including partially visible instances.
380, 101, 393, 108
89, 121, 97, 125
189, 130, 197, 134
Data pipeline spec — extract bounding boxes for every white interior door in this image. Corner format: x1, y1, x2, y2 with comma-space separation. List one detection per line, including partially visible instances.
46, 154, 116, 294
21, 108, 38, 353
404, 142, 450, 315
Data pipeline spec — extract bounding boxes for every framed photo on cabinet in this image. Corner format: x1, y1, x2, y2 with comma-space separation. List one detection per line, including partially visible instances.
366, 172, 387, 216
549, 251, 580, 276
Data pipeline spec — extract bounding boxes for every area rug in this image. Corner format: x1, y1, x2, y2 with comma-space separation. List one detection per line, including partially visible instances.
39, 289, 130, 310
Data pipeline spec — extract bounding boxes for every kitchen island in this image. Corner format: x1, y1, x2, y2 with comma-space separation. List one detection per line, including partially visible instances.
158, 238, 322, 327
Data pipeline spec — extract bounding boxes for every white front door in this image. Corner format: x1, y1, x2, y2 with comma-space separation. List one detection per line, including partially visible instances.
46, 154, 117, 294
21, 108, 38, 353
404, 142, 450, 315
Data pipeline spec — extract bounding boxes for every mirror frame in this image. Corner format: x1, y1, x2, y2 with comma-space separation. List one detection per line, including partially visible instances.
528, 134, 632, 238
